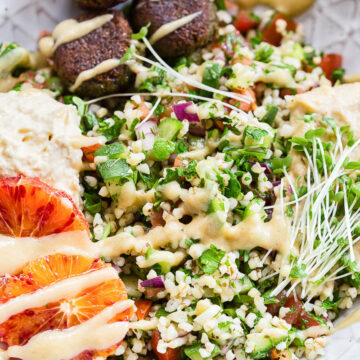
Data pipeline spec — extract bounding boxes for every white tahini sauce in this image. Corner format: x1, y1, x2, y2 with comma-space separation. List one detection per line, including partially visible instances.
0, 231, 93, 275
0, 266, 118, 324
0, 89, 83, 202
235, 0, 315, 17
39, 14, 113, 58
7, 300, 133, 360
149, 11, 202, 45
69, 58, 121, 92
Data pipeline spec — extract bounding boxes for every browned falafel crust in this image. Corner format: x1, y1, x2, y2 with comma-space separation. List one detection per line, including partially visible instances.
130, 0, 217, 58
74, 0, 126, 10
54, 10, 133, 98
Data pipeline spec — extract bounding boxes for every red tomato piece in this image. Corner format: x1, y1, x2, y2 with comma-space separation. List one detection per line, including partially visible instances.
229, 88, 256, 112
282, 296, 303, 326
320, 53, 343, 80
151, 211, 165, 228
234, 11, 259, 33
262, 13, 297, 46
82, 144, 102, 162
135, 299, 152, 320
173, 156, 185, 168
151, 330, 180, 360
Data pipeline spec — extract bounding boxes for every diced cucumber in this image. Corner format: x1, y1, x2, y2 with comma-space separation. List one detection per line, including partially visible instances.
183, 343, 220, 360
261, 106, 278, 126
207, 198, 225, 214
122, 275, 142, 298
94, 142, 126, 159
238, 275, 254, 294
248, 329, 288, 359
141, 248, 183, 274
97, 159, 131, 183
151, 138, 175, 161
158, 118, 183, 141
200, 62, 222, 98
207, 128, 220, 142
243, 198, 266, 220
196, 158, 218, 180
243, 125, 274, 148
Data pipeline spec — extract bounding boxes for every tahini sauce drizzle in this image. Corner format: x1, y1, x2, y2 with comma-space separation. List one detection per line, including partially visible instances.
0, 267, 118, 323
149, 11, 202, 44
235, 0, 315, 17
68, 12, 202, 91
38, 14, 113, 58
334, 307, 360, 333
7, 300, 133, 360
69, 58, 121, 92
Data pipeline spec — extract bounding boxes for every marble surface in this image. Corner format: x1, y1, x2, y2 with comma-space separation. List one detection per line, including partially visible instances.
0, 0, 360, 359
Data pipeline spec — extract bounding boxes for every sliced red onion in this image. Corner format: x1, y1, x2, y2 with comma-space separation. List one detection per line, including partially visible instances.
221, 339, 235, 356
287, 185, 294, 194
214, 50, 226, 64
135, 120, 157, 151
272, 181, 281, 187
173, 102, 200, 123
189, 125, 206, 137
140, 276, 165, 288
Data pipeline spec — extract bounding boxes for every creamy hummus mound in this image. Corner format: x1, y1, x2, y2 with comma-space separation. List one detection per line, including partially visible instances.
0, 88, 83, 202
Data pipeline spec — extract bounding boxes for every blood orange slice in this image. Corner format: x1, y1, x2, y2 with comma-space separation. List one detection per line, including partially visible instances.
0, 254, 132, 360
0, 175, 89, 237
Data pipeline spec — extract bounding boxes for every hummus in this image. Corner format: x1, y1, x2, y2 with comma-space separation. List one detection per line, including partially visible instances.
0, 89, 83, 202
287, 83, 360, 141
286, 83, 360, 179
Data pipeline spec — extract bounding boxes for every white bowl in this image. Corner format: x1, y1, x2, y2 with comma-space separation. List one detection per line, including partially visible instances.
0, 0, 360, 359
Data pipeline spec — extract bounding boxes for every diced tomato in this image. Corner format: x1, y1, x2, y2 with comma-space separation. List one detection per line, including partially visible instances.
267, 290, 288, 316
145, 288, 163, 298
270, 349, 292, 360
282, 296, 303, 325
234, 11, 259, 33
173, 156, 185, 168
262, 13, 297, 46
151, 330, 180, 360
282, 296, 322, 329
298, 312, 321, 329
229, 88, 256, 112
151, 210, 166, 228
279, 88, 305, 98
214, 119, 225, 131
320, 53, 343, 81
82, 144, 102, 162
225, 0, 239, 16
15, 71, 47, 90
38, 30, 51, 40
135, 299, 152, 320
230, 56, 252, 66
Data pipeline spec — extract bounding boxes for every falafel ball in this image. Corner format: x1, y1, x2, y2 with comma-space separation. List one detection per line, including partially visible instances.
74, 0, 126, 10
54, 11, 133, 98
130, 0, 217, 58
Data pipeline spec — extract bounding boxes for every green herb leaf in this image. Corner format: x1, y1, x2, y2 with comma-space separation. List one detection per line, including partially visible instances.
214, 0, 226, 10
200, 62, 222, 98
271, 155, 292, 174
97, 159, 131, 183
83, 192, 102, 215
64, 95, 88, 117
198, 245, 226, 275
131, 23, 150, 40
290, 263, 307, 279
261, 105, 278, 126
244, 125, 268, 141
94, 142, 125, 159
